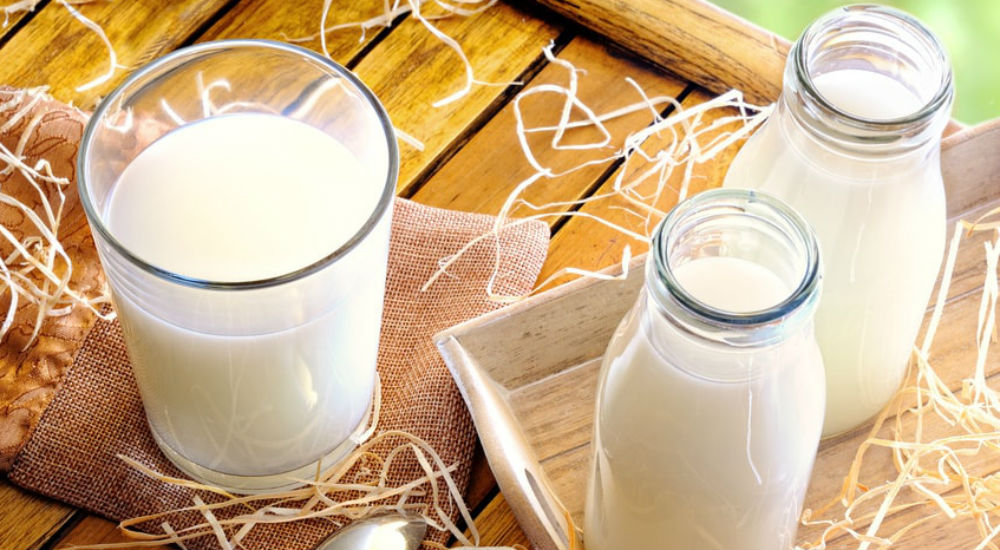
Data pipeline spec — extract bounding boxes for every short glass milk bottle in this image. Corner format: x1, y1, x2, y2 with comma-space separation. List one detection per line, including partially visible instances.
585, 189, 825, 550
723, 5, 953, 437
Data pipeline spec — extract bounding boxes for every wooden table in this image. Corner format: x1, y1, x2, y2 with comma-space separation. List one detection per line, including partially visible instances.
0, 1, 982, 548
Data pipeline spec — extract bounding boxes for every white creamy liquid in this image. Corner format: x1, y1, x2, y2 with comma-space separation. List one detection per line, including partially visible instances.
813, 69, 921, 120
585, 257, 825, 549
723, 68, 945, 436
105, 114, 389, 478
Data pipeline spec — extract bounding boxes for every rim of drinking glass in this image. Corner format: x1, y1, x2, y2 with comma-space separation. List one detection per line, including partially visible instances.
77, 39, 399, 291
793, 4, 953, 131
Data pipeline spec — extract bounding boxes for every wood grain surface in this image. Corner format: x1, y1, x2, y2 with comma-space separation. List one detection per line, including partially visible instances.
539, 88, 743, 286
0, 0, 234, 108
200, 0, 387, 65
525, 0, 787, 105
0, 2, 35, 42
411, 37, 687, 223
0, 482, 73, 550
350, 1, 561, 194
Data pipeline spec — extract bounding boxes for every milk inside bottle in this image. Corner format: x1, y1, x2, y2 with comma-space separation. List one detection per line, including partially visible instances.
723, 5, 953, 436
585, 189, 825, 549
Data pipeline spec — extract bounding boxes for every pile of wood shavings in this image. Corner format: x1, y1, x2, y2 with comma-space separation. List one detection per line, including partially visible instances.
800, 211, 1000, 550
74, 379, 492, 550
423, 44, 772, 301
0, 86, 112, 348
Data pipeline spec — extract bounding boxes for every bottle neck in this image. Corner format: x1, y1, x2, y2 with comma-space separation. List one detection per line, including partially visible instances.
646, 190, 821, 349
783, 5, 953, 157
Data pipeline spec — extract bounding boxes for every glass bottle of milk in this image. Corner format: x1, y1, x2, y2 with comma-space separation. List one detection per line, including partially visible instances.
585, 189, 825, 550
723, 5, 953, 437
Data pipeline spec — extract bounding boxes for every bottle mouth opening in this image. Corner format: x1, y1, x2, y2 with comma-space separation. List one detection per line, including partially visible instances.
648, 189, 821, 347
791, 4, 953, 142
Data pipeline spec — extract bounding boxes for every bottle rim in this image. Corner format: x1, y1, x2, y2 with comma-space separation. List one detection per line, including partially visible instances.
648, 189, 822, 347
790, 4, 953, 147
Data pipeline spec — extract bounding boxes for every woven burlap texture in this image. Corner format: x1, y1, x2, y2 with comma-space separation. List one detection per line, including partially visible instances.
7, 163, 549, 546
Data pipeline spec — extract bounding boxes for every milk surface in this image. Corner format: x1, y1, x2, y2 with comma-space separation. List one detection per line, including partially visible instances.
672, 256, 790, 313
585, 257, 825, 549
105, 114, 389, 479
813, 69, 923, 120
109, 113, 380, 281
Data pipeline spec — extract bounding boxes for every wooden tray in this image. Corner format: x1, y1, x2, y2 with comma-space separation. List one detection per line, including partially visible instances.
435, 118, 1000, 550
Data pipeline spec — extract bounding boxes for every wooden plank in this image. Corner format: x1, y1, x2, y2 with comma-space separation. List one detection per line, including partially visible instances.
350, 2, 561, 194
199, 0, 385, 65
526, 0, 786, 105
51, 515, 167, 550
510, 358, 600, 461
0, 1, 40, 42
411, 37, 687, 219
524, 0, 966, 137
0, 0, 233, 108
454, 492, 532, 549
0, 480, 74, 550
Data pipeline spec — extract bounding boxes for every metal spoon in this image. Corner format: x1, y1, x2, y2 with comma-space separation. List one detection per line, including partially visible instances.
317, 511, 427, 550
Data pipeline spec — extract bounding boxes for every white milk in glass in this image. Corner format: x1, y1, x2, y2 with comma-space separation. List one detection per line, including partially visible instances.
724, 69, 946, 436
585, 190, 825, 549
105, 113, 388, 479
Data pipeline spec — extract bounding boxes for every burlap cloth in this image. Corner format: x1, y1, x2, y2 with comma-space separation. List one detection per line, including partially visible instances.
0, 88, 550, 548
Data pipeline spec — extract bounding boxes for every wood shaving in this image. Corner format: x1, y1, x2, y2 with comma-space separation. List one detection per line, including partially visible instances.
800, 210, 1000, 549
65, 376, 486, 550
0, 87, 113, 349
423, 43, 771, 302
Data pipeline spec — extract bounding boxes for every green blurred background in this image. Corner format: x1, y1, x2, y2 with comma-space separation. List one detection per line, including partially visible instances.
712, 0, 999, 123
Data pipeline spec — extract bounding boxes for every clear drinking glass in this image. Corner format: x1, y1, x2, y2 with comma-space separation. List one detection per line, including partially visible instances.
77, 40, 397, 493
584, 189, 825, 549
723, 5, 953, 437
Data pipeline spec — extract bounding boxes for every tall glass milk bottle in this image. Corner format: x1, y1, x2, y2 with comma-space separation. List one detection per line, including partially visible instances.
723, 6, 953, 437
585, 189, 825, 549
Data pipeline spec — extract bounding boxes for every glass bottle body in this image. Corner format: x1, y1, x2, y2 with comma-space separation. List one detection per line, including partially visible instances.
584, 190, 825, 549
723, 5, 952, 436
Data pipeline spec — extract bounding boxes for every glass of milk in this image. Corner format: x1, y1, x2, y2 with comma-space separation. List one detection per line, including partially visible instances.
585, 189, 825, 549
77, 40, 396, 493
723, 5, 953, 437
